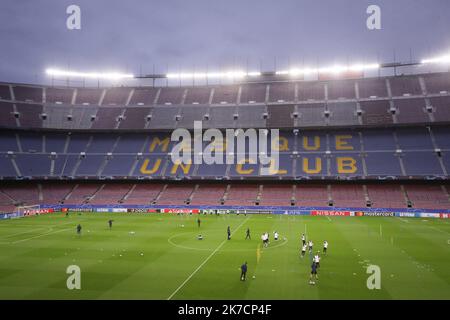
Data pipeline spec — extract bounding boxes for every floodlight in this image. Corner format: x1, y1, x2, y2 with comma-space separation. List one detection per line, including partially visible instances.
421, 54, 450, 64
45, 68, 134, 80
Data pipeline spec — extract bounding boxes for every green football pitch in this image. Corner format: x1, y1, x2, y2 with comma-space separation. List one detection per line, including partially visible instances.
0, 212, 448, 300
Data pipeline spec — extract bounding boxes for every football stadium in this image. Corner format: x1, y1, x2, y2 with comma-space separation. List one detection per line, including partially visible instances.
0, 1, 449, 303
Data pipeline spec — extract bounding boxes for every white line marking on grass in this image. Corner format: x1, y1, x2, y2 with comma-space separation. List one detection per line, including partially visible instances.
11, 228, 71, 244
264, 237, 288, 250
168, 232, 288, 252
0, 219, 77, 244
0, 227, 52, 240
326, 216, 331, 222
427, 226, 450, 236
0, 224, 33, 227
168, 233, 213, 252
167, 216, 250, 300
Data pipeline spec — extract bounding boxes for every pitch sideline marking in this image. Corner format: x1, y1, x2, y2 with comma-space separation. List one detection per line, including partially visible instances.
167, 216, 250, 300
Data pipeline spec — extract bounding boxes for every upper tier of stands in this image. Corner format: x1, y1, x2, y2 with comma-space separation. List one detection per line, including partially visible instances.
0, 72, 449, 130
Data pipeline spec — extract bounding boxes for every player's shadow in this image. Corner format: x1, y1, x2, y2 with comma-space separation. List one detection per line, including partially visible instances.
230, 276, 251, 298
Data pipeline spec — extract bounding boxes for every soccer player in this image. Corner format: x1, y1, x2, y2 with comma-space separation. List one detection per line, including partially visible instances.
240, 262, 248, 281
274, 231, 279, 241
314, 252, 321, 269
108, 219, 113, 229
227, 226, 231, 240
301, 233, 306, 246
301, 243, 307, 258
263, 232, 269, 247
308, 240, 313, 252
323, 240, 328, 254
197, 218, 201, 228
309, 262, 318, 285
76, 224, 82, 235
245, 227, 251, 240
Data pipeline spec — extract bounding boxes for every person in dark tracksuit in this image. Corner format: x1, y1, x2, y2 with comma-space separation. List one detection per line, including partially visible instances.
310, 262, 318, 284
245, 228, 251, 240
108, 219, 113, 229
227, 226, 231, 240
197, 218, 201, 228
76, 224, 82, 235
240, 262, 248, 281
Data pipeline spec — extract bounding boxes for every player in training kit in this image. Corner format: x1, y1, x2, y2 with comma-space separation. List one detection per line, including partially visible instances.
308, 240, 313, 252
227, 226, 231, 240
314, 253, 321, 269
301, 233, 306, 246
262, 233, 268, 247
245, 228, 251, 240
197, 218, 201, 228
274, 231, 279, 241
323, 241, 328, 254
76, 224, 82, 235
301, 243, 307, 258
309, 262, 318, 285
240, 262, 248, 281
108, 219, 113, 229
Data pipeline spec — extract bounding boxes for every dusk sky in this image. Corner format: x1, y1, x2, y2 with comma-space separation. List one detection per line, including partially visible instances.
1, 0, 450, 84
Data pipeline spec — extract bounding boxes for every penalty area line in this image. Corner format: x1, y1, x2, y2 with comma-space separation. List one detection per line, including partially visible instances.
0, 227, 52, 240
11, 228, 71, 244
167, 216, 250, 300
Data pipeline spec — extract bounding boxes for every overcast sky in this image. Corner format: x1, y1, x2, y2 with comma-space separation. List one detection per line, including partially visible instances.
0, 0, 449, 84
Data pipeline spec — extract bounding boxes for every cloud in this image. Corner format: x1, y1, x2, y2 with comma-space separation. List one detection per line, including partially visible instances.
0, 0, 449, 83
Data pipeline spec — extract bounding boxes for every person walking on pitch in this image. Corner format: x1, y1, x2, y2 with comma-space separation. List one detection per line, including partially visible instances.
240, 262, 248, 281
245, 227, 251, 240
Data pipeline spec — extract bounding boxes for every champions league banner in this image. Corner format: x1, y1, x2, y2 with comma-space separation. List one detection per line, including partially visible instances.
356, 212, 395, 217
311, 210, 353, 216
22, 208, 54, 216
2, 204, 449, 220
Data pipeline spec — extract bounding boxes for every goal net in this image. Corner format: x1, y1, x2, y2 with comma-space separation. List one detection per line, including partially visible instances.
16, 204, 41, 218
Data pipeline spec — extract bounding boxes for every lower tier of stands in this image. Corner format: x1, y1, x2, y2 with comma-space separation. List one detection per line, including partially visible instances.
0, 182, 449, 213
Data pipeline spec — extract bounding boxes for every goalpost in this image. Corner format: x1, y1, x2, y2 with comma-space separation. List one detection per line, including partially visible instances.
15, 204, 41, 218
